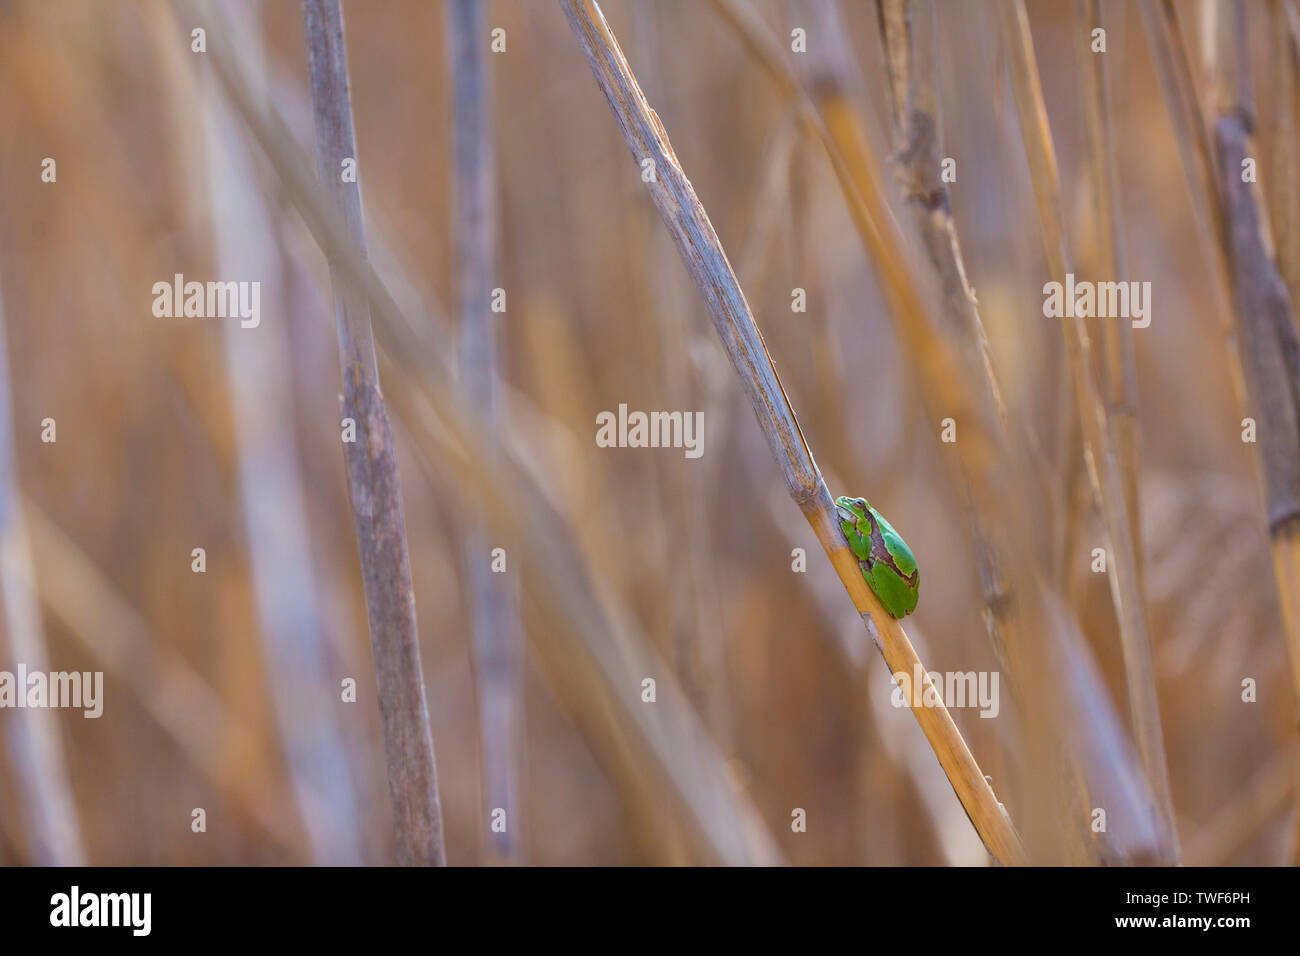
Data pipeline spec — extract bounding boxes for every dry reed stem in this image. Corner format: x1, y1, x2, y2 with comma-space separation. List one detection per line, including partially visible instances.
562, 0, 1024, 866
300, 0, 445, 866
765, 489, 988, 864
1272, 0, 1300, 311
998, 0, 1178, 861
870, 0, 1044, 840
1202, 0, 1300, 864
1074, 0, 1142, 588
446, 0, 523, 864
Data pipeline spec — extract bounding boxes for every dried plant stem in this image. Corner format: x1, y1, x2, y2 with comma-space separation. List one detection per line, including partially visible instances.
998, 0, 1178, 860
1272, 0, 1300, 310
561, 0, 1024, 866
1202, 0, 1300, 864
446, 0, 523, 864
300, 0, 445, 865
1074, 0, 1142, 586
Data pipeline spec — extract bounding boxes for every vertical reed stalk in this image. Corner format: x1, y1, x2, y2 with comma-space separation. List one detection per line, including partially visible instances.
1271, 0, 1299, 310
300, 0, 445, 865
446, 0, 523, 863
1202, 0, 1300, 864
1074, 0, 1142, 587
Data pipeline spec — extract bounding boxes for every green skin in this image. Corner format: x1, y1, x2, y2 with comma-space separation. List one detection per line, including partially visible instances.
834, 496, 919, 618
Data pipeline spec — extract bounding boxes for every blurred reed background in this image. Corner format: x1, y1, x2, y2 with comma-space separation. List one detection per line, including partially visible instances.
0, 0, 1296, 865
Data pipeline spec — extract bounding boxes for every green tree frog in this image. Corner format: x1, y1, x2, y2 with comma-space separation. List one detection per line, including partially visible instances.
835, 496, 919, 618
